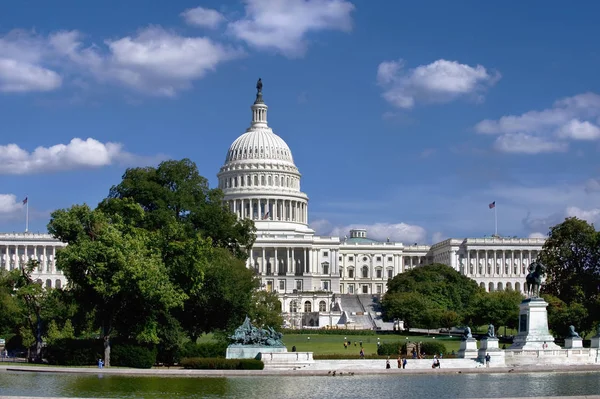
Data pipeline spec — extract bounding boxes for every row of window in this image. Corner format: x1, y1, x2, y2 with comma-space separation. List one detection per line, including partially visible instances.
227, 146, 291, 161
265, 279, 331, 292
220, 174, 299, 190
341, 283, 384, 295
340, 266, 394, 279
289, 300, 328, 313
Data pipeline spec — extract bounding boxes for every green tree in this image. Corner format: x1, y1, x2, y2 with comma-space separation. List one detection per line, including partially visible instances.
101, 158, 256, 260
249, 290, 284, 330
543, 294, 588, 337
383, 263, 484, 328
469, 289, 522, 333
48, 203, 186, 366
539, 217, 600, 335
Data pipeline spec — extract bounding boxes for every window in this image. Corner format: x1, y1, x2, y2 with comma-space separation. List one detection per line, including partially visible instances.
376, 269, 382, 278
348, 256, 354, 261
387, 269, 393, 279
279, 280, 285, 291
362, 285, 369, 294
348, 269, 354, 278
322, 262, 329, 275
290, 301, 298, 313
376, 285, 382, 294
323, 251, 329, 257
319, 301, 327, 312
362, 266, 368, 278
322, 280, 330, 291
348, 284, 354, 294
296, 280, 303, 290
304, 301, 312, 312
376, 256, 381, 262
362, 256, 368, 261
387, 257, 393, 262
339, 256, 342, 261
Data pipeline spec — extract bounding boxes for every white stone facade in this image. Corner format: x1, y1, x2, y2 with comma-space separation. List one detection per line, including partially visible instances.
219, 85, 546, 328
0, 233, 67, 288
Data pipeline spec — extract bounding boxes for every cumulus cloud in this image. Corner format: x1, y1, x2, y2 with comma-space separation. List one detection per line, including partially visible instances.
0, 138, 143, 174
528, 232, 546, 239
475, 92, 600, 154
377, 59, 500, 109
181, 7, 226, 28
585, 178, 600, 193
310, 220, 427, 243
228, 0, 355, 57
0, 27, 243, 96
0, 194, 25, 219
566, 206, 600, 224
431, 231, 446, 243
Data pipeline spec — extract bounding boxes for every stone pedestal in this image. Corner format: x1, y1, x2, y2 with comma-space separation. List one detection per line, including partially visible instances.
226, 345, 287, 359
478, 337, 505, 366
509, 298, 560, 350
591, 336, 600, 349
457, 338, 478, 359
564, 337, 583, 349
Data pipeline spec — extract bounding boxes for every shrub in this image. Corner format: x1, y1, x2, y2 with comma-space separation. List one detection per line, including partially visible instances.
420, 342, 447, 356
177, 341, 228, 360
45, 338, 103, 366
180, 357, 264, 370
377, 342, 403, 356
111, 344, 157, 369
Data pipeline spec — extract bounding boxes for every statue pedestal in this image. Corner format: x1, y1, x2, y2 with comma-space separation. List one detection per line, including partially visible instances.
478, 338, 505, 366
590, 336, 600, 349
564, 337, 583, 349
457, 338, 478, 359
509, 298, 560, 350
226, 345, 287, 359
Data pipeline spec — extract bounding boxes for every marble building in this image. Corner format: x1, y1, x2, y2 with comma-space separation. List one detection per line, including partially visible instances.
1, 82, 547, 328
0, 232, 67, 288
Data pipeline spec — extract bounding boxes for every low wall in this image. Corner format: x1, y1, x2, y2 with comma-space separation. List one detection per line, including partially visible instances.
260, 352, 314, 369
226, 346, 287, 360
505, 348, 599, 366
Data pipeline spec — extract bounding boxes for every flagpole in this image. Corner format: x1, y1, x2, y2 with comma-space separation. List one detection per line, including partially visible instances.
494, 204, 497, 237
25, 198, 29, 233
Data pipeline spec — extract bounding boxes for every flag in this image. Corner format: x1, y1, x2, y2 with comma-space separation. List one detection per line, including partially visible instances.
488, 201, 495, 209
262, 211, 270, 220
22, 197, 28, 205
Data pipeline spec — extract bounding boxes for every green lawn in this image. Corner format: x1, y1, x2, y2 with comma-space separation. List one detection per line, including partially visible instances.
282, 334, 463, 356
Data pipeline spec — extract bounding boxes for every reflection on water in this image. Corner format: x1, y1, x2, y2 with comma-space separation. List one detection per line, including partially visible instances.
0, 371, 599, 399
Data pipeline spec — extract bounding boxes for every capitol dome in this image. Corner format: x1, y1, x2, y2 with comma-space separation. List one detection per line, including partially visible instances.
217, 79, 311, 232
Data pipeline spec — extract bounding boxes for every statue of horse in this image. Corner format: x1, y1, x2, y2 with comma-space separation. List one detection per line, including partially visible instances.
525, 261, 546, 298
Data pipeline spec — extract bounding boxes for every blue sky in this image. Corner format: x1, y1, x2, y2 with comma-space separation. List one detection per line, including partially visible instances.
1, 0, 600, 244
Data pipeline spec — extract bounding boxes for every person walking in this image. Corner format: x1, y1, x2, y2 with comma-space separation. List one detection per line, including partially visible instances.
485, 353, 491, 367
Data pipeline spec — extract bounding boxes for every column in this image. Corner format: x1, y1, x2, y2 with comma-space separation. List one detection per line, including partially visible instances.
475, 250, 479, 276
261, 247, 266, 275
466, 251, 471, 275
303, 248, 308, 274
291, 248, 295, 274
274, 247, 278, 276
286, 247, 290, 274
52, 246, 56, 274
5, 246, 9, 271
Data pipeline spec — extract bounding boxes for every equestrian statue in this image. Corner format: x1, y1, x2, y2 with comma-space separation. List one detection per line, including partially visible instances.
525, 261, 546, 298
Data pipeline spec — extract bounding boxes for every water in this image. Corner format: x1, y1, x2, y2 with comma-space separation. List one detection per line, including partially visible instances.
1, 371, 600, 398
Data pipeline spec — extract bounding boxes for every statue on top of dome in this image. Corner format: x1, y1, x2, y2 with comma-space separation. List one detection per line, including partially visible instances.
256, 78, 263, 94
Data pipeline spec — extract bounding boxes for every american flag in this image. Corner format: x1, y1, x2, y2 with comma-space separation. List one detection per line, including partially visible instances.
488, 201, 495, 209
262, 211, 270, 220
22, 197, 28, 205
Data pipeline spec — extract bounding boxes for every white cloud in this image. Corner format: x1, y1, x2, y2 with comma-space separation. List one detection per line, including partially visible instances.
0, 27, 243, 96
585, 178, 600, 193
566, 206, 600, 224
556, 119, 600, 140
181, 7, 226, 28
0, 138, 141, 175
228, 0, 355, 57
431, 231, 446, 243
493, 133, 568, 154
0, 194, 24, 218
528, 232, 546, 239
311, 220, 427, 243
377, 59, 500, 109
475, 92, 600, 154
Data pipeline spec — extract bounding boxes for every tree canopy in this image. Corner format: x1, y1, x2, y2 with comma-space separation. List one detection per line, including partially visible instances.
539, 217, 600, 335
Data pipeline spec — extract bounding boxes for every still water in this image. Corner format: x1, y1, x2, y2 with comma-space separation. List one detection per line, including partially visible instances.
1, 371, 600, 398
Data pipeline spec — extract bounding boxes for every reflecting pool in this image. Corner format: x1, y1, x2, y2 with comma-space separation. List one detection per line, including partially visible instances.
1, 371, 600, 398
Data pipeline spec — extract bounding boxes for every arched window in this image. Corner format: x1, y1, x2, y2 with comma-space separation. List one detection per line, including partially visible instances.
290, 301, 298, 313
261, 175, 266, 185
254, 175, 258, 186
348, 268, 354, 278
515, 282, 521, 293
506, 282, 512, 290
304, 301, 312, 312
247, 175, 251, 186
319, 301, 326, 312
46, 279, 52, 288
55, 279, 62, 289
480, 282, 485, 289
488, 282, 494, 292
497, 282, 503, 291
362, 266, 369, 278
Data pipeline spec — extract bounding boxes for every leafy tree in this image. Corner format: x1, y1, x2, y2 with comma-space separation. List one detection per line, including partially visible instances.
539, 217, 600, 335
383, 263, 484, 328
543, 294, 588, 337
101, 158, 256, 260
469, 289, 522, 333
249, 290, 284, 330
48, 203, 186, 366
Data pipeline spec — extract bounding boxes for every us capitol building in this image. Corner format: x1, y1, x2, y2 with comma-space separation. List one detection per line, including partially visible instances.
0, 81, 546, 329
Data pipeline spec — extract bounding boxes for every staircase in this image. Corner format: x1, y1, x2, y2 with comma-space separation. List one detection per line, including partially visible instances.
338, 295, 376, 329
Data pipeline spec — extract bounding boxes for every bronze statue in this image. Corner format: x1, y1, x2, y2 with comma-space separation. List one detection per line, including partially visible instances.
487, 324, 495, 338
568, 325, 581, 338
256, 78, 263, 94
229, 316, 284, 347
462, 326, 473, 340
525, 261, 546, 298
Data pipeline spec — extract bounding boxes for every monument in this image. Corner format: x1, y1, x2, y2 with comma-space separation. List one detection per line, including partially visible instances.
226, 316, 288, 359
509, 261, 560, 350
478, 323, 505, 366
564, 325, 583, 349
457, 326, 478, 358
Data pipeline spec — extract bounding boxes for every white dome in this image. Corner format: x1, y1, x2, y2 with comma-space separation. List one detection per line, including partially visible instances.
225, 129, 294, 164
